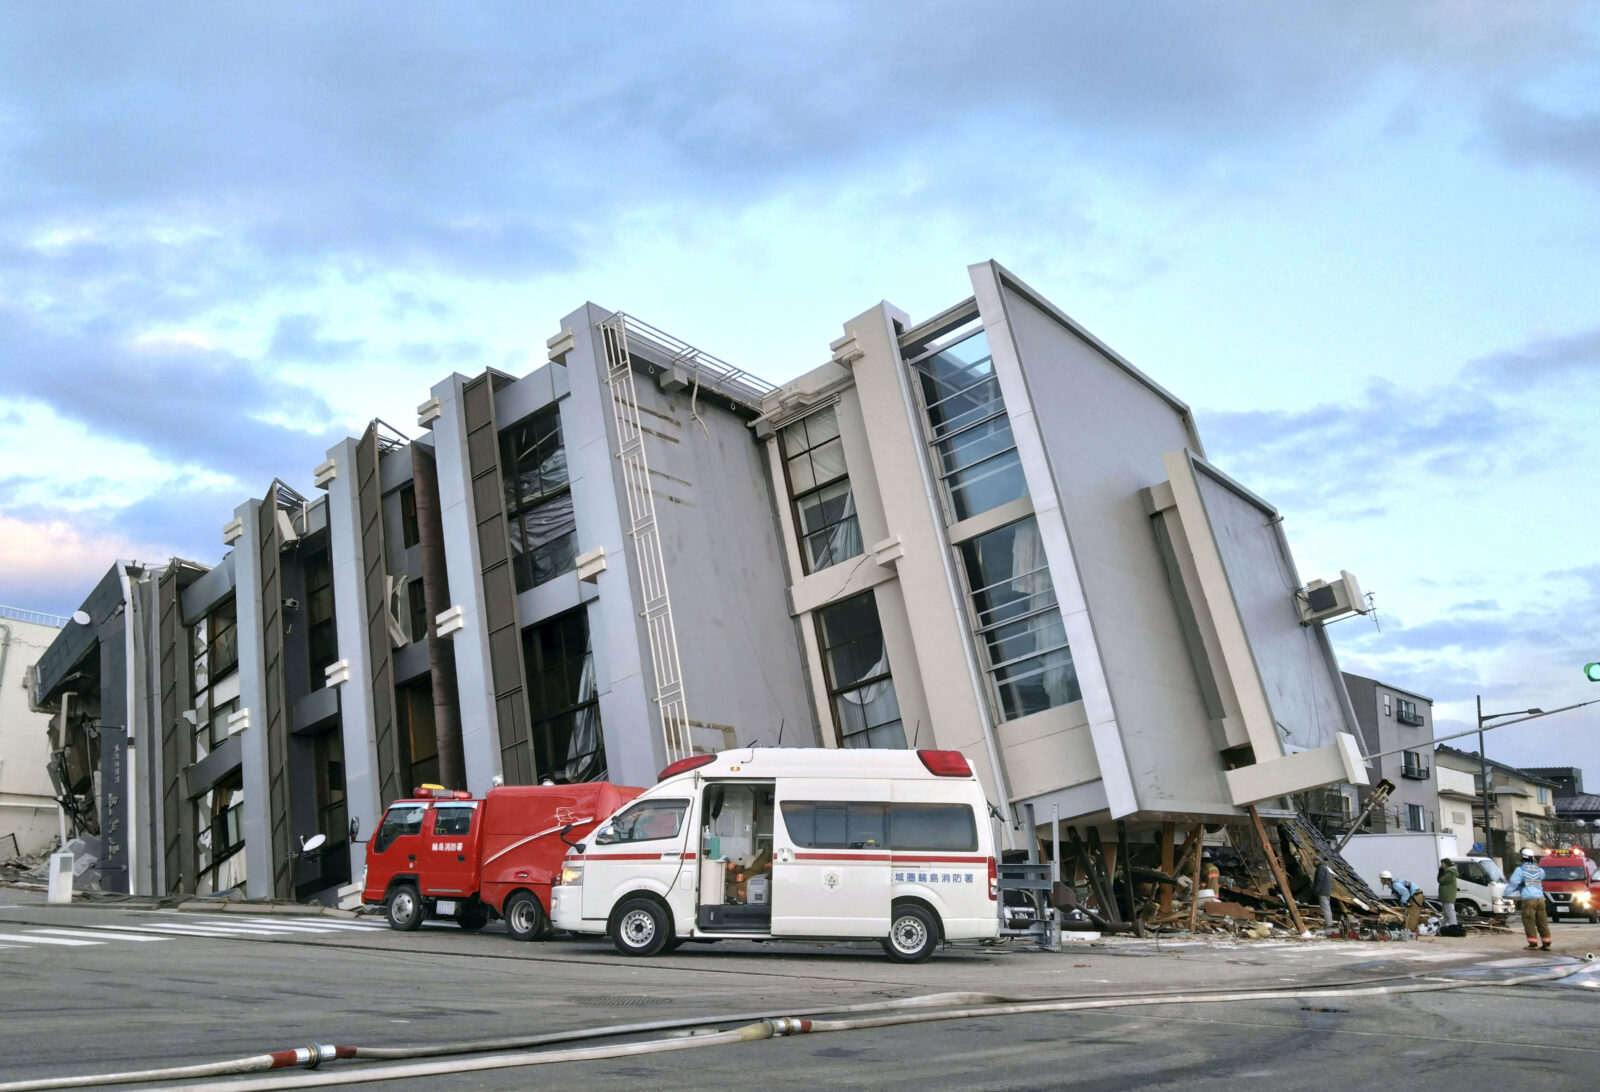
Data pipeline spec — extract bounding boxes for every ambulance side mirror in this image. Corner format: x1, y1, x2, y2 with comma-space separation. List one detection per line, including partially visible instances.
558, 823, 578, 848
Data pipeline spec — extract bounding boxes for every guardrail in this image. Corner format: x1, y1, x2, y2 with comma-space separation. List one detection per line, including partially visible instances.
0, 605, 70, 628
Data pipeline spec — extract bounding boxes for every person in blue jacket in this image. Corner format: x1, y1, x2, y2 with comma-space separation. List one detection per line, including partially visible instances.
1505, 847, 1550, 950
1381, 871, 1426, 935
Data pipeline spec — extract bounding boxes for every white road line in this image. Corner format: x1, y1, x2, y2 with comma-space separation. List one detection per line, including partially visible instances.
83, 922, 300, 938
28, 928, 170, 943
228, 919, 363, 932
236, 917, 388, 930
0, 932, 101, 946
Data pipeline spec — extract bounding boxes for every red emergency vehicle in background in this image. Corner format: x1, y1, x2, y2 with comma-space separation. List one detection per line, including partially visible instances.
1539, 846, 1600, 923
363, 782, 641, 939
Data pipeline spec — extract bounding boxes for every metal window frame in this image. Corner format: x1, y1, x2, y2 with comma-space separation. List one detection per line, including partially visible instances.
814, 591, 900, 746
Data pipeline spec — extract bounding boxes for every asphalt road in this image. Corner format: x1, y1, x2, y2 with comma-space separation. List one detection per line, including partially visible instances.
1, 894, 1597, 1091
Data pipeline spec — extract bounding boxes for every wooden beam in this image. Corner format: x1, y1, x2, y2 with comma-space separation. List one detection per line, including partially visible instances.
1078, 826, 1122, 923
1187, 823, 1204, 933
1159, 821, 1176, 917
1117, 820, 1145, 937
1247, 805, 1307, 935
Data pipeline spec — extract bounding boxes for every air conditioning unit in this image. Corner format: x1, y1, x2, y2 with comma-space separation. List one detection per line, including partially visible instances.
1298, 570, 1367, 625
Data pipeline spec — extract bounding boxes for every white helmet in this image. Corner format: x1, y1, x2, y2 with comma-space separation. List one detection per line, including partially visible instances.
1379, 870, 1392, 880
1520, 847, 1538, 861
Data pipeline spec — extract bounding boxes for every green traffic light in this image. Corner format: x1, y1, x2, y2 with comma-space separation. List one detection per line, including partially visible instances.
1587, 663, 1600, 683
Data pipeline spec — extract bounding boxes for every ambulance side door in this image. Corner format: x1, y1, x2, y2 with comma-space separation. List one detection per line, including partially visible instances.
580, 795, 694, 923
771, 778, 891, 937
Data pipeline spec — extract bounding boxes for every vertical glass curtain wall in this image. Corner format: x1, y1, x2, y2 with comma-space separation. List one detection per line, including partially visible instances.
500, 405, 577, 593
905, 316, 1081, 723
816, 592, 905, 749
523, 609, 606, 783
780, 405, 862, 573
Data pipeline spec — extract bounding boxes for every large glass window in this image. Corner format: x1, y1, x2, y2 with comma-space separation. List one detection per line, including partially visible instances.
523, 610, 606, 783
908, 327, 1026, 521
195, 769, 245, 894
779, 802, 977, 851
396, 678, 439, 789
816, 592, 904, 749
501, 406, 577, 593
959, 518, 1081, 721
305, 548, 337, 689
780, 406, 861, 572
191, 599, 240, 756
313, 728, 347, 845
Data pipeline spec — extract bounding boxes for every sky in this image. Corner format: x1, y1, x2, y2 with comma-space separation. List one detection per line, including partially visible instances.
1, 3, 1596, 777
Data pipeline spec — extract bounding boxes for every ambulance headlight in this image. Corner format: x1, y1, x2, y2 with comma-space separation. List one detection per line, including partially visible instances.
559, 862, 584, 886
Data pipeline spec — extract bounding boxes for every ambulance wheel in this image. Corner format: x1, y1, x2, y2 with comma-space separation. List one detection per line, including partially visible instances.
386, 884, 424, 932
882, 902, 939, 963
457, 900, 490, 932
505, 892, 546, 942
611, 897, 671, 957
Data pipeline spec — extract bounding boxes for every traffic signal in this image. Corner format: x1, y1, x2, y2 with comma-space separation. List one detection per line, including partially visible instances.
1587, 663, 1600, 683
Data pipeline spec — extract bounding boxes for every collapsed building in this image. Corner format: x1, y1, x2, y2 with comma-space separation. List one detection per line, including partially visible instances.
30, 261, 1370, 905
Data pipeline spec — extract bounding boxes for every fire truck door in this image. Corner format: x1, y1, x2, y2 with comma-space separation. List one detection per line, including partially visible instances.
370, 802, 428, 887
420, 803, 478, 899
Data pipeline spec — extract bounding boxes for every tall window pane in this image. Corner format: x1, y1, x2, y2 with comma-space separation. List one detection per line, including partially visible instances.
500, 406, 577, 592
816, 592, 905, 749
958, 518, 1081, 720
780, 406, 862, 573
523, 610, 606, 783
909, 328, 1027, 520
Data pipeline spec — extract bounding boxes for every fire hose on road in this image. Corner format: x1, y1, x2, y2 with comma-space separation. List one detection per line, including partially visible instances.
0, 963, 1591, 1092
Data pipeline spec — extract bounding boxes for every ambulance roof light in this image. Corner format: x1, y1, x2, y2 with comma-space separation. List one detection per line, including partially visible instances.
658, 754, 717, 782
917, 749, 972, 777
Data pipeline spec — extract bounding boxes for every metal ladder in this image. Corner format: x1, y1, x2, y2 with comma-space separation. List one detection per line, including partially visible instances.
598, 314, 694, 764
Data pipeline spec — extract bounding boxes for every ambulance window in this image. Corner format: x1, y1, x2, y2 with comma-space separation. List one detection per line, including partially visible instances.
598, 800, 688, 844
434, 807, 473, 836
374, 805, 425, 853
780, 802, 886, 849
889, 804, 978, 852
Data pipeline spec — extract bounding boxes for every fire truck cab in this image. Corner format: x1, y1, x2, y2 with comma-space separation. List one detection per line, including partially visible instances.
1539, 847, 1599, 923
363, 782, 641, 938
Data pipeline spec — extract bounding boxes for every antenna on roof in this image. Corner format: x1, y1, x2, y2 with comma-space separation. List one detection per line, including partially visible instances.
776, 719, 785, 747
912, 721, 922, 748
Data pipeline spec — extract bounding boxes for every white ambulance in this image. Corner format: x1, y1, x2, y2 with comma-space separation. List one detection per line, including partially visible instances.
550, 747, 1001, 962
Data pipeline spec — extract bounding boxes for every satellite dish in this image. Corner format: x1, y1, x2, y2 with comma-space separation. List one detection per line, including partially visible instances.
71, 610, 91, 626
300, 833, 327, 853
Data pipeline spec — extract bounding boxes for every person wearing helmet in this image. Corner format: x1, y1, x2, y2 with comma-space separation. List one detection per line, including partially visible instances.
1505, 847, 1550, 950
1381, 871, 1426, 936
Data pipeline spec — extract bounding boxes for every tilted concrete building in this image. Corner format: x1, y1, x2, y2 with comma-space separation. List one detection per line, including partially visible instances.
31, 262, 1370, 900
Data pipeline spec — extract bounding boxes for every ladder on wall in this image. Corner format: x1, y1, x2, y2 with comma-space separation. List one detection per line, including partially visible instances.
598, 313, 694, 764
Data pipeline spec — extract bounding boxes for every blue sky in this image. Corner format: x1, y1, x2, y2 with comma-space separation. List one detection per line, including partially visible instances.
2, 3, 1596, 775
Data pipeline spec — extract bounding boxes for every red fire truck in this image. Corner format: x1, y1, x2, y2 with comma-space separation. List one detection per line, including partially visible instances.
363, 782, 641, 939
1539, 846, 1600, 923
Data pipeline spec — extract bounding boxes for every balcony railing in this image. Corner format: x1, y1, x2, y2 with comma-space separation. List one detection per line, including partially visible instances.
1397, 708, 1425, 726
1401, 763, 1431, 781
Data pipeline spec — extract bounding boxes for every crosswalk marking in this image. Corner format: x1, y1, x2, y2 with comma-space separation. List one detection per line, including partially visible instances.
235, 917, 387, 930
0, 932, 101, 946
77, 922, 301, 938
28, 928, 169, 942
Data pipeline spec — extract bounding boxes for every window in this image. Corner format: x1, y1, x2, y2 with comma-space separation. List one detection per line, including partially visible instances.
1401, 750, 1428, 779
396, 678, 439, 789
1396, 698, 1422, 726
1544, 865, 1588, 881
501, 406, 577, 592
195, 769, 245, 894
313, 729, 347, 846
1456, 861, 1484, 885
433, 806, 473, 837
780, 801, 886, 849
1525, 818, 1540, 839
399, 484, 420, 549
815, 593, 904, 749
958, 518, 1080, 720
191, 599, 240, 755
908, 327, 1026, 520
374, 804, 425, 853
780, 802, 977, 852
523, 610, 606, 783
598, 799, 687, 844
407, 579, 428, 643
305, 549, 337, 689
890, 803, 980, 852
1383, 695, 1391, 717
779, 406, 861, 572
1538, 786, 1549, 804
1405, 803, 1425, 832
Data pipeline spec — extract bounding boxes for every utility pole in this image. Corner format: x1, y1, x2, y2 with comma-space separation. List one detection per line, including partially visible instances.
1478, 695, 1493, 865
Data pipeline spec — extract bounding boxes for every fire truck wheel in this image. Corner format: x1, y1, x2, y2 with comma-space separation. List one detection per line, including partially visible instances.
882, 902, 939, 963
457, 900, 490, 932
505, 892, 546, 941
386, 884, 424, 932
611, 897, 671, 957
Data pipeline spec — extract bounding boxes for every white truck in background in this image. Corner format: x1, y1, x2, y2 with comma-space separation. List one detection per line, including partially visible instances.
1340, 832, 1511, 920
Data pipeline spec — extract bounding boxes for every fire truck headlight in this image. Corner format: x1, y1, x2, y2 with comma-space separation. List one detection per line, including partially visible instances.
559, 863, 584, 886
1577, 891, 1592, 906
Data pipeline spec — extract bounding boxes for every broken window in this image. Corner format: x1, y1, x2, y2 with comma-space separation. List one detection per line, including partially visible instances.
958, 518, 1080, 721
907, 325, 1026, 521
779, 405, 861, 573
305, 548, 337, 689
522, 610, 606, 783
313, 728, 347, 846
500, 406, 577, 593
815, 592, 904, 749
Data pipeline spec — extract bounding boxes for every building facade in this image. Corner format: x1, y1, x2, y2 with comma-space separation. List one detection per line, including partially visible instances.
31, 262, 1373, 900
1435, 745, 1558, 869
1, 606, 65, 857
1341, 672, 1438, 833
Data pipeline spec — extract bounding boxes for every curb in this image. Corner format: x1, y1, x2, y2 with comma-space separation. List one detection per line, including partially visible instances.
176, 899, 360, 919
